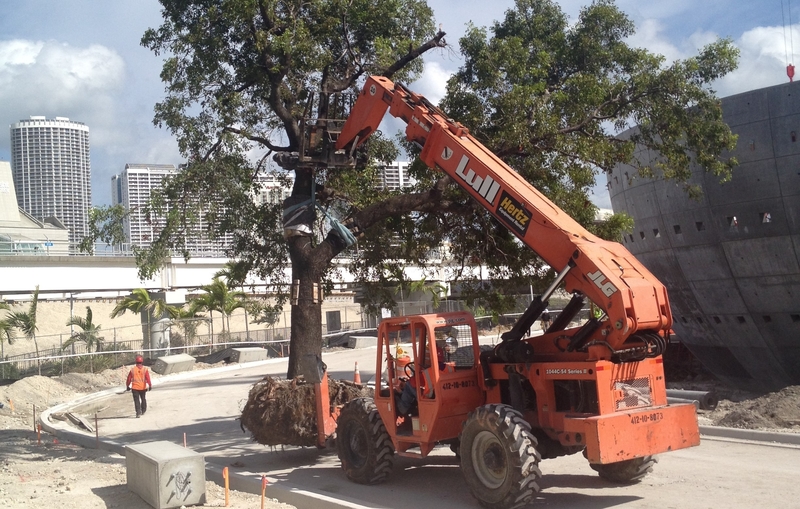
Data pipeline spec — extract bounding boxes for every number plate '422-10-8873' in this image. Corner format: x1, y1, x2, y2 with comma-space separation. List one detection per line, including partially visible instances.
630, 412, 664, 425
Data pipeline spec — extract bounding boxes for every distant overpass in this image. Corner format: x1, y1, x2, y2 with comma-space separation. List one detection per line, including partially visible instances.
0, 255, 453, 301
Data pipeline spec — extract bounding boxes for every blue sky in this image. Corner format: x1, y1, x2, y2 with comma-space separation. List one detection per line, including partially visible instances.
0, 0, 797, 209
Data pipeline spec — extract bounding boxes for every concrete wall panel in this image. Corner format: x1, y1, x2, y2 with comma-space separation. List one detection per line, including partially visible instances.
722, 237, 799, 277
703, 159, 780, 206
674, 245, 733, 281
722, 88, 770, 127
688, 279, 747, 315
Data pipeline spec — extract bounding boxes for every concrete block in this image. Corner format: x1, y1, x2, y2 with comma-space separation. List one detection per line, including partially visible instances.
126, 441, 206, 509
230, 347, 268, 363
348, 335, 377, 349
152, 354, 196, 375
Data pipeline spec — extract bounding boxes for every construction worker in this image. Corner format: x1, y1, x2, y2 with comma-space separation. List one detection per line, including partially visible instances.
397, 343, 445, 415
126, 355, 153, 418
540, 308, 552, 332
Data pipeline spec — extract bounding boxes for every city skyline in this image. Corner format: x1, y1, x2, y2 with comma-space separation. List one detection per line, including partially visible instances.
0, 1, 798, 210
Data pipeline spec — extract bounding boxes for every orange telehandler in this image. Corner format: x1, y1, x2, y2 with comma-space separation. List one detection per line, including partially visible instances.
304, 76, 700, 509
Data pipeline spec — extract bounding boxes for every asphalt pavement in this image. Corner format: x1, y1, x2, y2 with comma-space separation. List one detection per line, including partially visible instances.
40, 346, 800, 509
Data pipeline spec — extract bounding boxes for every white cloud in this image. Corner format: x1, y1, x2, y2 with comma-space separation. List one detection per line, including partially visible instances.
0, 39, 125, 147
715, 25, 796, 97
411, 61, 453, 106
627, 19, 684, 63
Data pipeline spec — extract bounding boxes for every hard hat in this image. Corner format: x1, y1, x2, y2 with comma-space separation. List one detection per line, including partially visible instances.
135, 355, 143, 363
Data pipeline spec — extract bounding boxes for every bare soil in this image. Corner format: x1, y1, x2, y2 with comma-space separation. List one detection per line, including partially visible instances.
0, 366, 295, 509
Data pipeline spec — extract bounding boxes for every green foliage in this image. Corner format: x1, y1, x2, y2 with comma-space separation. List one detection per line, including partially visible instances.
110, 288, 177, 320
78, 205, 127, 254
189, 277, 247, 333
0, 300, 15, 346
7, 287, 40, 354
63, 306, 105, 354
172, 308, 209, 343
110, 289, 178, 349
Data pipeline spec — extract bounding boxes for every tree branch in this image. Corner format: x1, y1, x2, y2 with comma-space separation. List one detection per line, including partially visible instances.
382, 30, 447, 80
222, 126, 290, 152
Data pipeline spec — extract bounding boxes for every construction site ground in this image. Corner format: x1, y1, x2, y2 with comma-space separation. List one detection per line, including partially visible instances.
1, 343, 799, 509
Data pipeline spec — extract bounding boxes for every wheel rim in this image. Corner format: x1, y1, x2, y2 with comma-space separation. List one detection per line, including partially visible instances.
471, 430, 507, 489
343, 421, 368, 469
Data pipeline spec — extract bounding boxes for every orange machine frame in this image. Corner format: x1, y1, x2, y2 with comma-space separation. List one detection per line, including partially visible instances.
371, 312, 698, 463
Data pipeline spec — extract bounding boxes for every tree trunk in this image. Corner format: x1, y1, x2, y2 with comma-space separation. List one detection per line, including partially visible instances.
286, 235, 323, 379
34, 334, 40, 376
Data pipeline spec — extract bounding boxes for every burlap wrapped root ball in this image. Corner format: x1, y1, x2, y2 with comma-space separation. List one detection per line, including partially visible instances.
240, 376, 373, 447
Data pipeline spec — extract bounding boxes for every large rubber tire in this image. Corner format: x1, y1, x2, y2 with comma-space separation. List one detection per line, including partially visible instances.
589, 456, 657, 483
336, 398, 394, 484
459, 404, 542, 509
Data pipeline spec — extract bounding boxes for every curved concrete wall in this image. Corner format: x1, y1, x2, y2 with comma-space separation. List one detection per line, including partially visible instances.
609, 82, 800, 392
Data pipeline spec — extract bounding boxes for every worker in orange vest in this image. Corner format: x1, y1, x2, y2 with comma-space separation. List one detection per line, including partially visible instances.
126, 355, 153, 418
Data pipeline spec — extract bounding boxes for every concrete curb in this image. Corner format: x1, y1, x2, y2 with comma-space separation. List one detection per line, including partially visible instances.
700, 425, 800, 445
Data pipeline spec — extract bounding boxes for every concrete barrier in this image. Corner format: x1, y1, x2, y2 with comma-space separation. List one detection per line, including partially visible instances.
347, 336, 377, 349
152, 354, 196, 375
230, 347, 268, 363
126, 440, 206, 509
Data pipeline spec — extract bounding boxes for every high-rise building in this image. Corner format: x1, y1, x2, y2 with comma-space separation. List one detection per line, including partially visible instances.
379, 161, 412, 190
10, 116, 91, 247
112, 163, 234, 256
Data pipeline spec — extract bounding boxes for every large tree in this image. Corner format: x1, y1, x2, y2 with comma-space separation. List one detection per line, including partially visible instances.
87, 0, 738, 378
130, 0, 445, 377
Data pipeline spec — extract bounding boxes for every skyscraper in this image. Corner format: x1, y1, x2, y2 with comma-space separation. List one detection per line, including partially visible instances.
10, 116, 91, 248
112, 163, 235, 256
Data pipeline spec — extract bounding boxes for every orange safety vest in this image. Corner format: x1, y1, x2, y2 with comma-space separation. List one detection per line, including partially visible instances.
130, 365, 148, 391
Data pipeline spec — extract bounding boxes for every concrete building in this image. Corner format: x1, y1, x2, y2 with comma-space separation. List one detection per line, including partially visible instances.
253, 172, 292, 206
379, 161, 412, 190
609, 82, 800, 392
10, 117, 91, 248
111, 163, 235, 256
0, 160, 69, 254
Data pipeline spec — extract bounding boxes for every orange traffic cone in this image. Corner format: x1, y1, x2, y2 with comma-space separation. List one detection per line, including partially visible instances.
353, 361, 362, 384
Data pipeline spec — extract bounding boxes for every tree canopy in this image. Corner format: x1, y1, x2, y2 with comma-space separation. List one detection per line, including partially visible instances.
85, 0, 738, 376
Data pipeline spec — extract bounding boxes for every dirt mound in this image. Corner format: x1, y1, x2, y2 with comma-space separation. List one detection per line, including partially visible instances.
709, 385, 800, 430
240, 376, 372, 447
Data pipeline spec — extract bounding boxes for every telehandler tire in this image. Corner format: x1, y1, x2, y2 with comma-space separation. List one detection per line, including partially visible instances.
460, 404, 542, 509
336, 397, 394, 484
589, 455, 657, 483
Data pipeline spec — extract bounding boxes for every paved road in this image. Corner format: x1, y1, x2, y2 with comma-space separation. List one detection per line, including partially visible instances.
43, 347, 800, 509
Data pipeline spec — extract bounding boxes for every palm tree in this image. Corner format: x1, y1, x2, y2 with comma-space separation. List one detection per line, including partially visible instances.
63, 306, 104, 372
190, 278, 246, 344
172, 306, 209, 349
0, 301, 15, 378
214, 260, 252, 339
7, 286, 40, 374
110, 288, 176, 351
408, 278, 447, 311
